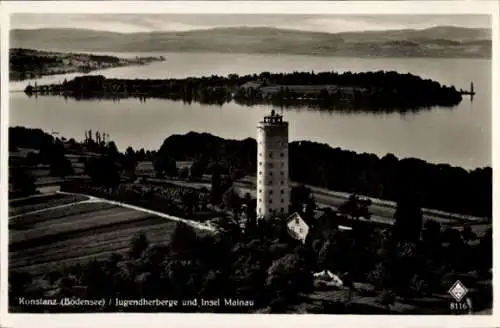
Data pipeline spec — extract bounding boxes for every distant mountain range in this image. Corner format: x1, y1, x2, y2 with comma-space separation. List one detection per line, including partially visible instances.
10, 26, 492, 58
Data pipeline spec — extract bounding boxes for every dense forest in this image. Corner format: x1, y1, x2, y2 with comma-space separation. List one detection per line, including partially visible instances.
24, 71, 465, 111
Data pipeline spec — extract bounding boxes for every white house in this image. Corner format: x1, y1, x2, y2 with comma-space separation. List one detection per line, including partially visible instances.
286, 212, 309, 244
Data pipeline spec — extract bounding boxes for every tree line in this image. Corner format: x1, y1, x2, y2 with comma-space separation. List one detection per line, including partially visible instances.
156, 132, 492, 218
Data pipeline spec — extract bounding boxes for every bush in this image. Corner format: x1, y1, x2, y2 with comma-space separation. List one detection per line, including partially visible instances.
129, 233, 149, 259
379, 289, 396, 308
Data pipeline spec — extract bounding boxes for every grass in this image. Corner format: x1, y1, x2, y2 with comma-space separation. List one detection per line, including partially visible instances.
9, 200, 179, 275
11, 207, 156, 244
10, 202, 116, 227
9, 193, 89, 217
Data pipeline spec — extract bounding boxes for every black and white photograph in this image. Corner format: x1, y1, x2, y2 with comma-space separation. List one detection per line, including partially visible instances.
1, 1, 497, 323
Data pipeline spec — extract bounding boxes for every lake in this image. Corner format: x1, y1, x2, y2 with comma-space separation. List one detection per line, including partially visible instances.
9, 52, 492, 170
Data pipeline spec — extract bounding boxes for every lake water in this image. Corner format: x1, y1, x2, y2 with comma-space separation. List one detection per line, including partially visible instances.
9, 52, 492, 170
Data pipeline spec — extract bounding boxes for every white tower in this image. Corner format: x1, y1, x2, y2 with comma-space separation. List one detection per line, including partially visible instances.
256, 110, 290, 220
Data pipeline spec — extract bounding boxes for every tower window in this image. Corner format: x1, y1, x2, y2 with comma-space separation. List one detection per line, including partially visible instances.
281, 198, 284, 203
258, 198, 261, 203
280, 190, 284, 194
280, 171, 284, 176
269, 152, 273, 158
269, 172, 273, 176
268, 163, 274, 168
259, 171, 262, 175
281, 208, 284, 213
259, 162, 262, 166
281, 180, 284, 185
259, 189, 262, 194
269, 190, 273, 195
280, 152, 284, 157
269, 200, 273, 204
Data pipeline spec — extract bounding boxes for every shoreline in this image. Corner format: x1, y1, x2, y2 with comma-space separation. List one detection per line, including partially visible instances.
11, 47, 493, 60
9, 48, 166, 82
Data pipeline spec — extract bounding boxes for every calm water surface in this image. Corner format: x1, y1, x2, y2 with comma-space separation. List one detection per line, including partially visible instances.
9, 53, 492, 169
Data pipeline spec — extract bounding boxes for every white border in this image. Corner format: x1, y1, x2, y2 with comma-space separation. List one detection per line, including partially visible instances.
1, 1, 499, 328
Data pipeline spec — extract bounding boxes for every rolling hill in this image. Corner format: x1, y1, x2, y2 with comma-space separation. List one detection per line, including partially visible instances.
10, 26, 491, 58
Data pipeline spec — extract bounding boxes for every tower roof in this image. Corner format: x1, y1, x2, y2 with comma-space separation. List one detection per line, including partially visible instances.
261, 109, 286, 124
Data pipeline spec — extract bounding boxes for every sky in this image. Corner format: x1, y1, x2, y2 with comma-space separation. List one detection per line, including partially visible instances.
11, 14, 491, 34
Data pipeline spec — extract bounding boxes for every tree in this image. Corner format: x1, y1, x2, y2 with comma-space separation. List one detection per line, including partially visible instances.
9, 140, 18, 151
10, 167, 36, 197
85, 155, 122, 190
179, 167, 190, 180
210, 163, 224, 204
129, 233, 149, 259
392, 190, 423, 243
137, 148, 146, 162
190, 160, 206, 180
290, 185, 316, 219
338, 194, 372, 221
122, 147, 138, 178
461, 224, 477, 242
421, 220, 442, 246
153, 155, 177, 177
106, 141, 120, 158
25, 152, 40, 167
266, 253, 312, 306
125, 146, 135, 158
478, 228, 492, 275
222, 187, 242, 212
50, 156, 74, 178
379, 289, 396, 309
181, 190, 199, 218
170, 222, 198, 251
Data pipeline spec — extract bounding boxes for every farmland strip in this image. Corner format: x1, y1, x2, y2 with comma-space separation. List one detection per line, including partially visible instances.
10, 221, 177, 268
10, 202, 119, 228
10, 212, 170, 251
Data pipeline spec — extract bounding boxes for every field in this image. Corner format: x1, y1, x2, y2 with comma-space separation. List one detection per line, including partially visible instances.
9, 193, 181, 276
9, 193, 89, 217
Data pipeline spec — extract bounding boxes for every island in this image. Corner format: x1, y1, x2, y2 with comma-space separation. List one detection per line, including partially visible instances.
24, 71, 472, 111
10, 48, 166, 81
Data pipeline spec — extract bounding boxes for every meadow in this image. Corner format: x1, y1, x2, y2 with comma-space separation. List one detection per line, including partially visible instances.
9, 194, 179, 276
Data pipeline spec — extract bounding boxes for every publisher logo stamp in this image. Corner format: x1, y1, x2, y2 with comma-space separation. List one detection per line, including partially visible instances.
449, 280, 468, 302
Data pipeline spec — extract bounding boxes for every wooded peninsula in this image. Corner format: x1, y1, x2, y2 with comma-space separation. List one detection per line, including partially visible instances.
24, 71, 468, 112
10, 48, 165, 81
